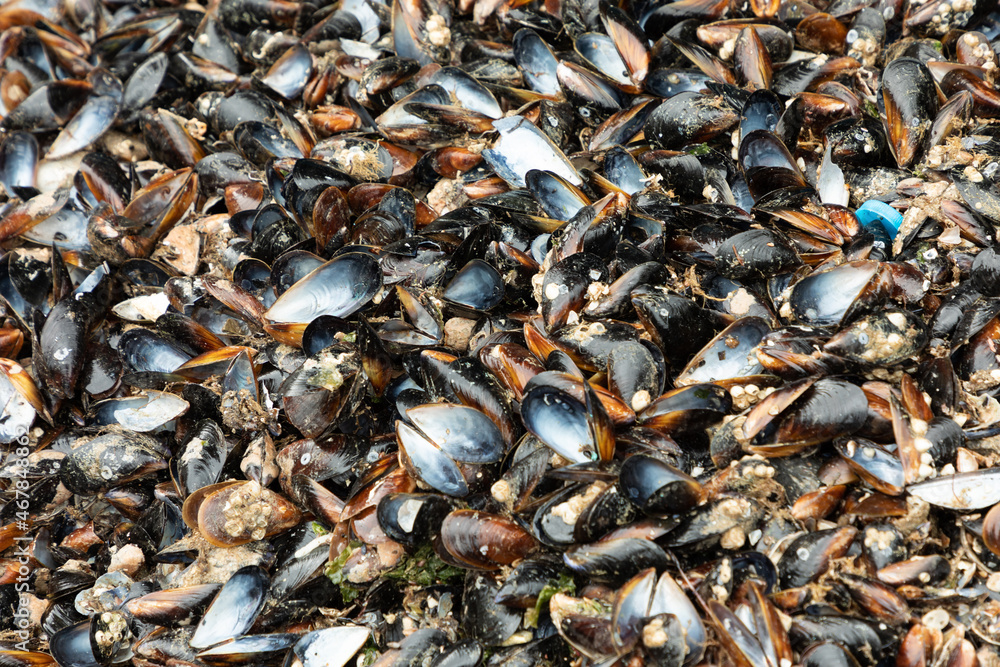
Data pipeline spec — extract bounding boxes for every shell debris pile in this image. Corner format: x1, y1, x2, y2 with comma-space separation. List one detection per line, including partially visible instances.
3, 0, 1000, 665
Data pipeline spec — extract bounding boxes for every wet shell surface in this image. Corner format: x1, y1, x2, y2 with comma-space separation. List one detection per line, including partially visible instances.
7, 0, 1000, 666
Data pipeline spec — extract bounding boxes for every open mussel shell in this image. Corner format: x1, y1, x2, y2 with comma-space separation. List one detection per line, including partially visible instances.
49, 621, 99, 667
376, 492, 454, 547
264, 252, 382, 342
789, 260, 890, 327
124, 585, 221, 627
520, 383, 597, 463
190, 566, 269, 649
442, 259, 505, 312
287, 627, 371, 667
88, 611, 131, 664
0, 358, 43, 442
611, 568, 656, 654
675, 318, 770, 386
618, 454, 703, 517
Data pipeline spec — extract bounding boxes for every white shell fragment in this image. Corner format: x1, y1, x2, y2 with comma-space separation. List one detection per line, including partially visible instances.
482, 116, 582, 188
93, 391, 190, 432
112, 292, 172, 322
818, 143, 849, 206
0, 368, 36, 443
291, 626, 371, 667
907, 469, 1000, 510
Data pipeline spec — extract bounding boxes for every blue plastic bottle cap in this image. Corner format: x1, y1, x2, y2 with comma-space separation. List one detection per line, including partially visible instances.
855, 200, 904, 239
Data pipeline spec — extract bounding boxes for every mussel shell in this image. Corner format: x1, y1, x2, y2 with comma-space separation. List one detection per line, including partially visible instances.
291, 627, 371, 667
482, 115, 581, 188
39, 296, 104, 399
264, 252, 382, 326
715, 229, 800, 281
60, 433, 167, 495
49, 621, 99, 667
824, 309, 928, 366
638, 384, 732, 436
750, 378, 869, 451
512, 28, 561, 95
118, 328, 193, 374
800, 642, 861, 667
376, 492, 454, 547
563, 537, 668, 585
675, 317, 770, 386
494, 558, 562, 608
876, 554, 950, 587
540, 253, 608, 331
190, 565, 269, 649
123, 584, 221, 626
788, 616, 891, 667
193, 480, 301, 547
631, 287, 722, 367
278, 344, 363, 438
549, 593, 615, 660
397, 420, 471, 497
777, 526, 857, 589
606, 340, 665, 413
659, 497, 763, 554
835, 437, 904, 496
880, 57, 938, 168
442, 259, 504, 311
789, 260, 889, 327
618, 454, 703, 517
645, 92, 739, 149
440, 509, 536, 569
611, 568, 656, 653
197, 633, 299, 665
739, 129, 807, 200
520, 383, 598, 463
408, 402, 506, 463
462, 571, 523, 646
